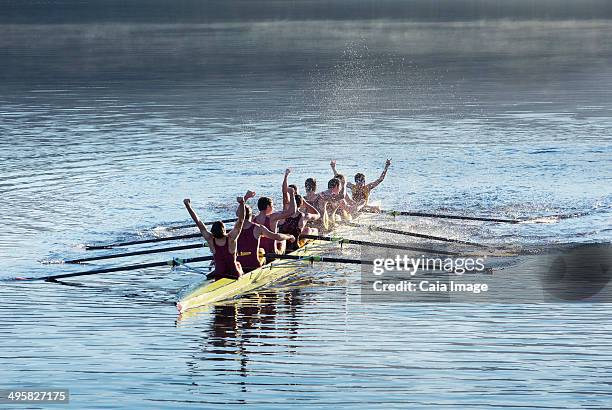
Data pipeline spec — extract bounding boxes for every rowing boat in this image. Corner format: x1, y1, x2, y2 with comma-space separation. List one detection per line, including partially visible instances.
176, 215, 366, 313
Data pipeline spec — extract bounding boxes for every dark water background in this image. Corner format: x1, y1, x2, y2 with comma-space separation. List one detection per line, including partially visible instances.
1, 1, 611, 408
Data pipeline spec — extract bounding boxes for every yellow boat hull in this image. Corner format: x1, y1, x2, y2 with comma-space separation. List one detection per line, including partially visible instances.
177, 239, 334, 313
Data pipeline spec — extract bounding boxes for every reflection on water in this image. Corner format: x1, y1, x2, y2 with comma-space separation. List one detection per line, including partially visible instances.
175, 285, 612, 408
185, 292, 305, 381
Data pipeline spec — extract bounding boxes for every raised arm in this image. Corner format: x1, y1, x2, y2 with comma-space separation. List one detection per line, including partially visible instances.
367, 159, 391, 190
183, 198, 212, 241
228, 190, 256, 240
330, 159, 339, 176
273, 186, 297, 222
332, 160, 355, 189
282, 168, 291, 210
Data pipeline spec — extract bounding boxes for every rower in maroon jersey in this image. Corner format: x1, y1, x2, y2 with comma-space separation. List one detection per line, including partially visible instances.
278, 187, 321, 251
237, 201, 296, 272
282, 168, 299, 211
183, 190, 254, 280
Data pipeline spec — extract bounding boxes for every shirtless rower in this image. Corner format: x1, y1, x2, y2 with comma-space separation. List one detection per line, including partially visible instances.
330, 171, 365, 217
237, 199, 296, 272
312, 177, 346, 232
331, 159, 391, 212
278, 187, 321, 251
282, 170, 320, 221
183, 190, 255, 280
304, 177, 317, 204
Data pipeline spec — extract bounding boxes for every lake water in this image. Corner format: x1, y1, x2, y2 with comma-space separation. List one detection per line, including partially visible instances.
1, 16, 611, 409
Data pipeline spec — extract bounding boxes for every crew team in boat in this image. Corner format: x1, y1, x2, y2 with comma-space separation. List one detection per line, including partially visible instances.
183, 160, 391, 280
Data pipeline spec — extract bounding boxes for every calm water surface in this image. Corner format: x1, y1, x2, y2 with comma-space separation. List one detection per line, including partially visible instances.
1, 19, 611, 408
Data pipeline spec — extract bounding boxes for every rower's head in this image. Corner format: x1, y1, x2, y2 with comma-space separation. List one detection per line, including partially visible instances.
354, 173, 366, 185
210, 221, 227, 239
328, 177, 341, 194
288, 184, 298, 194
334, 174, 345, 184
305, 178, 317, 193
257, 196, 274, 215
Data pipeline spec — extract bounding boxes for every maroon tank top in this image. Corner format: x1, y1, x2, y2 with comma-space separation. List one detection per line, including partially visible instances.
279, 213, 303, 252
258, 216, 277, 254
212, 237, 242, 280
236, 223, 263, 273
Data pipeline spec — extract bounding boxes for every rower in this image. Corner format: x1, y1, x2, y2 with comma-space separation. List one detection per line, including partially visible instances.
254, 184, 296, 256
278, 188, 320, 251
282, 168, 300, 210
183, 190, 255, 280
331, 159, 391, 212
313, 177, 345, 232
304, 177, 317, 204
330, 171, 364, 217
317, 177, 340, 202
318, 176, 358, 221
237, 202, 296, 272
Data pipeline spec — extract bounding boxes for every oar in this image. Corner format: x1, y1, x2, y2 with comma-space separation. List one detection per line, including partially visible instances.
63, 243, 206, 264
21, 255, 214, 282
86, 218, 236, 250
344, 222, 485, 247
86, 233, 202, 250
166, 223, 198, 231
164, 217, 237, 231
266, 253, 375, 265
301, 235, 460, 256
370, 209, 522, 224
